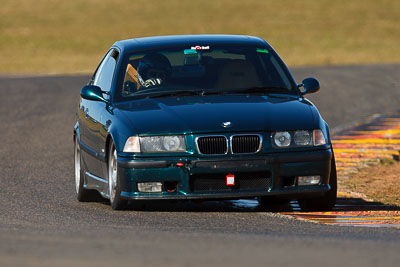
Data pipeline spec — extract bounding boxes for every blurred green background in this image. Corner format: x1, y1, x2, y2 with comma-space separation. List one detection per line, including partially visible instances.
1, 0, 399, 74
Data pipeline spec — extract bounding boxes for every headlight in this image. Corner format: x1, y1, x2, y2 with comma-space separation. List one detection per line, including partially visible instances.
123, 135, 186, 153
272, 130, 326, 148
294, 130, 312, 146
273, 132, 291, 147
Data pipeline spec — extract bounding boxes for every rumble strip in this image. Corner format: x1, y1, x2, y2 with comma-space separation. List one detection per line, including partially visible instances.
282, 111, 400, 228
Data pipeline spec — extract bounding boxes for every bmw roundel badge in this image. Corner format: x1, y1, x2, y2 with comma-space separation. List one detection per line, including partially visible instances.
222, 121, 232, 128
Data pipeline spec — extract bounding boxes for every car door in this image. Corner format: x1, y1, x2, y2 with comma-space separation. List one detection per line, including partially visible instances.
80, 48, 119, 179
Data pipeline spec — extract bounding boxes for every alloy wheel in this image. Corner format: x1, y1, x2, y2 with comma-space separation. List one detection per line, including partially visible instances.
109, 146, 118, 202
74, 138, 81, 195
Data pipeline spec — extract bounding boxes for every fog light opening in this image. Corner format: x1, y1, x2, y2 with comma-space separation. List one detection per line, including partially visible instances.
137, 182, 162, 193
164, 181, 178, 192
282, 176, 296, 187
297, 176, 321, 186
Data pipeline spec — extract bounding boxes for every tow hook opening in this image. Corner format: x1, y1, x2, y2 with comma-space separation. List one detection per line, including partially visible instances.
164, 181, 178, 192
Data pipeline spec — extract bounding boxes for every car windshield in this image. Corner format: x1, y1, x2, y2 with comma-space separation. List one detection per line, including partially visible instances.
116, 45, 298, 100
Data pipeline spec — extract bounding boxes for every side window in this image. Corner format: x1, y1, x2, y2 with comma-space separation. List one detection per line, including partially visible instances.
92, 49, 119, 95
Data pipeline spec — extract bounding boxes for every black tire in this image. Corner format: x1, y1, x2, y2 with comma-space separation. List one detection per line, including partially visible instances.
74, 135, 98, 202
128, 200, 146, 211
108, 140, 128, 210
258, 196, 291, 211
258, 196, 290, 206
298, 156, 337, 212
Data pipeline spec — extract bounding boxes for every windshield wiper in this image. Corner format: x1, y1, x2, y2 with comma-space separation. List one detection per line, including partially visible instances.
148, 90, 206, 98
131, 87, 288, 99
132, 88, 230, 98
232, 86, 291, 94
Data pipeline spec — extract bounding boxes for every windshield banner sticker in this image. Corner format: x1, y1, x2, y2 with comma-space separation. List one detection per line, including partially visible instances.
191, 46, 210, 50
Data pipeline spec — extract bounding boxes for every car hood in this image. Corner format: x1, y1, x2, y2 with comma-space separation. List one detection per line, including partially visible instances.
115, 95, 315, 135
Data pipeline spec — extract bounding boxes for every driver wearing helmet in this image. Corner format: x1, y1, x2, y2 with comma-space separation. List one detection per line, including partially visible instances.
137, 53, 172, 88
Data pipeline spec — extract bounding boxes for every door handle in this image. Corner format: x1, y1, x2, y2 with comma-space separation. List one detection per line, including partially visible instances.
85, 108, 89, 119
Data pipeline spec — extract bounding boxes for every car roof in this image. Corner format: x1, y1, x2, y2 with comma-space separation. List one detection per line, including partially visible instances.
112, 34, 269, 53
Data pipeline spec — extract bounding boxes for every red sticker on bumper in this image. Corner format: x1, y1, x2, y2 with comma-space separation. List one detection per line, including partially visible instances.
226, 174, 235, 186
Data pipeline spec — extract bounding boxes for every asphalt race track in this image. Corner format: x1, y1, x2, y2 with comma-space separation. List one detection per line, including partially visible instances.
1, 64, 399, 266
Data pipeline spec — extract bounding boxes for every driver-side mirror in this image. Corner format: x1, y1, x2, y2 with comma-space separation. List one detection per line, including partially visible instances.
299, 77, 320, 95
80, 85, 109, 103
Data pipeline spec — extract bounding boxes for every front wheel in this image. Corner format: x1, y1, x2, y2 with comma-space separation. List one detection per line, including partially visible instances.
108, 141, 128, 210
298, 156, 337, 212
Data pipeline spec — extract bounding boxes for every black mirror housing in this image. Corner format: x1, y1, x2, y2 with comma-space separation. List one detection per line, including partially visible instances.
300, 77, 320, 95
80, 85, 108, 103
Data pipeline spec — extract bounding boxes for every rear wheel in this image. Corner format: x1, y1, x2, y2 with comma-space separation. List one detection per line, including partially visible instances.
298, 156, 337, 212
74, 135, 97, 202
108, 141, 128, 210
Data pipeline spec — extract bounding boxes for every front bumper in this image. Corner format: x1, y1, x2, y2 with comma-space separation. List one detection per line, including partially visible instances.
117, 149, 333, 200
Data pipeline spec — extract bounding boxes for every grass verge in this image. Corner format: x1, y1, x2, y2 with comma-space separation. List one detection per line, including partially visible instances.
341, 160, 400, 206
1, 0, 399, 73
